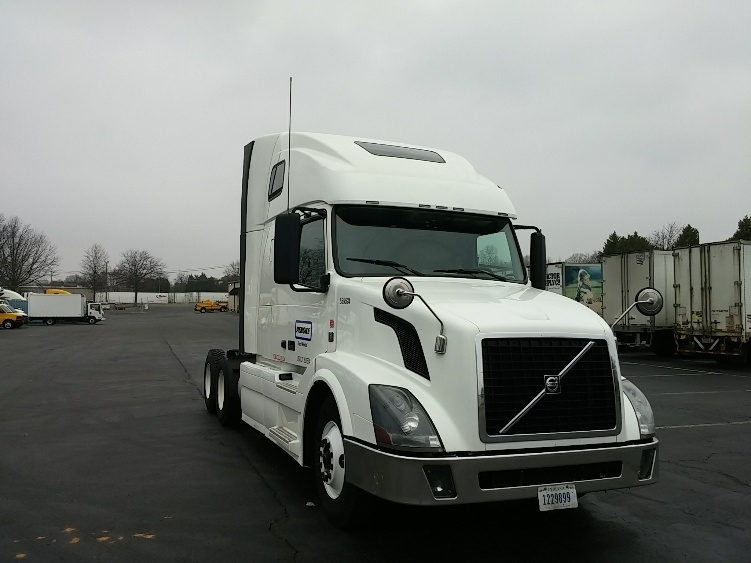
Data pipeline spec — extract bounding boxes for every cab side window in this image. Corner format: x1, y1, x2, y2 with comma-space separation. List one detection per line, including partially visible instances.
299, 218, 325, 288
268, 161, 285, 201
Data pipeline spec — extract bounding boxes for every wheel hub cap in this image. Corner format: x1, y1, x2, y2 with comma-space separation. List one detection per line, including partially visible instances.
319, 421, 345, 498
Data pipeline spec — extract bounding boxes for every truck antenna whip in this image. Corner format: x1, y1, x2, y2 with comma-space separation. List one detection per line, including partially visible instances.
287, 76, 292, 212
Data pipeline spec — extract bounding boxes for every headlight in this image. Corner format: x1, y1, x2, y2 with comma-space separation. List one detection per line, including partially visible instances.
621, 378, 655, 437
369, 385, 443, 452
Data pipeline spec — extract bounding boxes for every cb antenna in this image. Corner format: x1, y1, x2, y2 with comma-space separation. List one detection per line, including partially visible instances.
287, 76, 292, 212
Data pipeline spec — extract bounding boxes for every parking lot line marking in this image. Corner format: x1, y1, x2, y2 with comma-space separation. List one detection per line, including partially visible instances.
628, 374, 709, 377
628, 372, 751, 379
654, 390, 751, 396
621, 362, 724, 375
657, 420, 751, 430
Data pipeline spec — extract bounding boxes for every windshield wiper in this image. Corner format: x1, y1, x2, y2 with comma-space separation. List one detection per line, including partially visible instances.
347, 258, 424, 276
433, 268, 507, 281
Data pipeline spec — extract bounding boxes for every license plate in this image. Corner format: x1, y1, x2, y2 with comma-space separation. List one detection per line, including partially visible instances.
538, 484, 578, 511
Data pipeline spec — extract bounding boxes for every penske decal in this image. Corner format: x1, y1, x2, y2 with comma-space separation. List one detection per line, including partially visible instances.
295, 320, 313, 342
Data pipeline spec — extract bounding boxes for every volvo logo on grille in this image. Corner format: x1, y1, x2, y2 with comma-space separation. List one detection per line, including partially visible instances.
544, 375, 561, 394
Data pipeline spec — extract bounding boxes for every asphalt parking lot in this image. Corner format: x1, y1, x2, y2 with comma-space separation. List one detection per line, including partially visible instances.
1, 305, 749, 562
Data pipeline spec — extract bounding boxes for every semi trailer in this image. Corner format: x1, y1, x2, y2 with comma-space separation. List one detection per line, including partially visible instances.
545, 262, 603, 316
602, 250, 676, 355
203, 132, 660, 528
674, 240, 751, 361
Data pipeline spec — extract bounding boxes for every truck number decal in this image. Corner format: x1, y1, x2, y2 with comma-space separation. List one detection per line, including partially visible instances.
339, 297, 350, 305
297, 356, 311, 365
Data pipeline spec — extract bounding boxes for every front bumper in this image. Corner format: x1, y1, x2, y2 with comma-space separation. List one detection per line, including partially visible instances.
345, 438, 658, 506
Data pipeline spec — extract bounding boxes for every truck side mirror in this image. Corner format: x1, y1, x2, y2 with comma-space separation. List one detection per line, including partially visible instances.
274, 213, 301, 284
529, 231, 546, 290
610, 287, 663, 328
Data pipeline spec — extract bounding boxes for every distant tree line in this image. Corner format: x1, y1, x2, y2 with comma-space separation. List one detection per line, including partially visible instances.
172, 272, 226, 293
4, 212, 749, 291
565, 215, 750, 263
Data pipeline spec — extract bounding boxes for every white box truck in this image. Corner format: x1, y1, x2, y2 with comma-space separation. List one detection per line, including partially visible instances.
546, 262, 603, 316
203, 133, 660, 528
674, 240, 751, 361
27, 293, 105, 325
601, 250, 676, 355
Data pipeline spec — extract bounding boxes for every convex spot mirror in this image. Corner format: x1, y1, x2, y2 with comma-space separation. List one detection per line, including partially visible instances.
635, 287, 663, 316
383, 277, 414, 309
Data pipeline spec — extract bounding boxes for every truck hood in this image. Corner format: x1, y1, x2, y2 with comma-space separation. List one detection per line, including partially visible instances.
348, 277, 609, 336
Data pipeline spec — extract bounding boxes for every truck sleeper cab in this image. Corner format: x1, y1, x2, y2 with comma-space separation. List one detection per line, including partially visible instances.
203, 132, 658, 528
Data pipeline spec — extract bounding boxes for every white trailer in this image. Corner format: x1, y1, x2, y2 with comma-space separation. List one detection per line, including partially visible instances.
601, 250, 676, 354
27, 293, 105, 325
202, 133, 659, 528
546, 262, 603, 316
674, 240, 751, 361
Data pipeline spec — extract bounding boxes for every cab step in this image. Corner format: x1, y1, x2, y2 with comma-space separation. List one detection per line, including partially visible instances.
268, 425, 301, 459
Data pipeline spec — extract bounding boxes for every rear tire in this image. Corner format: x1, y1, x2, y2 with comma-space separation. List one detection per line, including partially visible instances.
45, 319, 55, 326
314, 396, 364, 529
204, 349, 224, 414
220, 307, 227, 312
650, 331, 676, 357
200, 307, 207, 313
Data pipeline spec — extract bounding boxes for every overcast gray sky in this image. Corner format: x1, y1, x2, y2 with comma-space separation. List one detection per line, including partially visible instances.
1, 1, 749, 280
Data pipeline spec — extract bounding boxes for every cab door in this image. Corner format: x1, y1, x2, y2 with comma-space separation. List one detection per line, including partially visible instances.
272, 214, 329, 369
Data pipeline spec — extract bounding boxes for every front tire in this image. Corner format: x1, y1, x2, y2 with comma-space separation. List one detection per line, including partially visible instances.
2, 320, 13, 329
220, 307, 227, 312
204, 349, 224, 414
87, 316, 96, 325
314, 396, 364, 529
200, 307, 207, 313
216, 356, 240, 426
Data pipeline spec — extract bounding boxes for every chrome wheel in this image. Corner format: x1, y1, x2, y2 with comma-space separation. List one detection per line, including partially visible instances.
319, 420, 345, 499
204, 362, 211, 401
217, 369, 225, 411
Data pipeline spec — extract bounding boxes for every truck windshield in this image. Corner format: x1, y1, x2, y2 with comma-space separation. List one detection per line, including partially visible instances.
333, 205, 526, 282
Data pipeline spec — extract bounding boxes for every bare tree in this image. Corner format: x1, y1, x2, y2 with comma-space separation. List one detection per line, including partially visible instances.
172, 271, 189, 292
112, 250, 165, 304
222, 260, 241, 281
649, 222, 683, 251
478, 245, 500, 266
566, 251, 601, 263
80, 244, 110, 301
0, 215, 59, 290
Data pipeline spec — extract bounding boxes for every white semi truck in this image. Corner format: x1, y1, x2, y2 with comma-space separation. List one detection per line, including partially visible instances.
27, 293, 105, 325
203, 133, 660, 527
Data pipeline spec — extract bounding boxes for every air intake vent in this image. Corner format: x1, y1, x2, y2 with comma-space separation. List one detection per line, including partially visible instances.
374, 308, 429, 379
